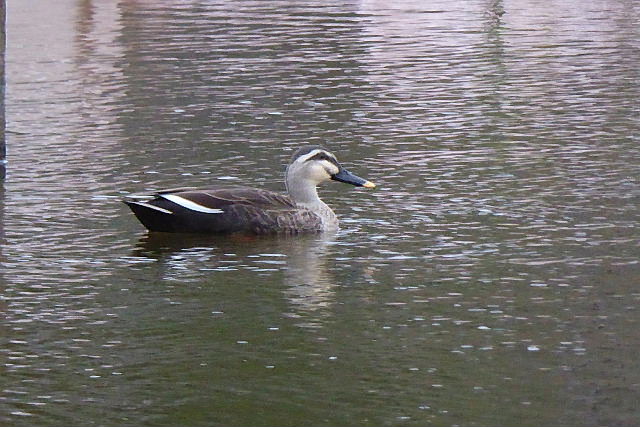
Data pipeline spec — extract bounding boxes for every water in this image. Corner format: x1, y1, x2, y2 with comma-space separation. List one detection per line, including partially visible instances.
3, 0, 639, 425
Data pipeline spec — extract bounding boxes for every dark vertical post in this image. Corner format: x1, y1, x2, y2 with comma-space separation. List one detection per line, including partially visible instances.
0, 0, 5, 179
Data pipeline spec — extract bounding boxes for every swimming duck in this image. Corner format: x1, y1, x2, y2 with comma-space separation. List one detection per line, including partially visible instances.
123, 146, 376, 234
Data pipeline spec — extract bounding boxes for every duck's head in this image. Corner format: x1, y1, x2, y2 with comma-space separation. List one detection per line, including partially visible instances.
286, 146, 376, 190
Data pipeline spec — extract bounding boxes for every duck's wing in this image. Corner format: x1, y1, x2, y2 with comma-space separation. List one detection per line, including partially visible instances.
124, 186, 323, 234
188, 187, 297, 210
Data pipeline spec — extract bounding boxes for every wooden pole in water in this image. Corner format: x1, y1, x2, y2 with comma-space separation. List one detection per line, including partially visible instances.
0, 0, 5, 179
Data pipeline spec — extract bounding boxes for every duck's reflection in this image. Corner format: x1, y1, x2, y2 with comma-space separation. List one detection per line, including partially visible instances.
132, 232, 337, 325
280, 234, 334, 322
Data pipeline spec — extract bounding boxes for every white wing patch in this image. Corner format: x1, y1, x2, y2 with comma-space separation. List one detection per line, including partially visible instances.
132, 201, 174, 215
160, 194, 224, 214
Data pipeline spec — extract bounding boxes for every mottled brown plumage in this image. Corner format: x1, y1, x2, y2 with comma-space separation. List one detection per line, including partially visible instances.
124, 147, 375, 235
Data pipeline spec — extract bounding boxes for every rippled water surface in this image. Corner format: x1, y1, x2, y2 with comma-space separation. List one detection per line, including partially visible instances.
3, 0, 640, 426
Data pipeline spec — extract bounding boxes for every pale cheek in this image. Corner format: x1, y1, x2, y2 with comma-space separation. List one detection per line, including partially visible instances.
311, 165, 331, 182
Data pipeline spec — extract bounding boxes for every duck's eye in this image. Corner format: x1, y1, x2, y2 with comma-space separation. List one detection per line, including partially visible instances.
307, 152, 331, 162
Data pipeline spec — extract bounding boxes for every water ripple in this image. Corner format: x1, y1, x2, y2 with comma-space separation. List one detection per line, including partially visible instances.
3, 0, 640, 426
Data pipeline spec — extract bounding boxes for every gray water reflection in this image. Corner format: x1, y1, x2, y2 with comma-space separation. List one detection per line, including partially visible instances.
3, 0, 640, 426
132, 233, 339, 325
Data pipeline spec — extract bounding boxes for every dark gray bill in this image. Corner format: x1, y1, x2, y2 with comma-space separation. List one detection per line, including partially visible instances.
331, 168, 376, 188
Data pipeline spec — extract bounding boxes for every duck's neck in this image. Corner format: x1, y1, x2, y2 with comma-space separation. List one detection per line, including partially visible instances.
285, 169, 338, 229
286, 175, 323, 207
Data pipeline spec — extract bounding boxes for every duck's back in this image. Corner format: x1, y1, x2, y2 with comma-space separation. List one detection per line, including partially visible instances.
124, 186, 325, 234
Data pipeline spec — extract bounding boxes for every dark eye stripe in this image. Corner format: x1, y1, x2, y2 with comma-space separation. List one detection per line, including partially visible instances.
307, 152, 339, 167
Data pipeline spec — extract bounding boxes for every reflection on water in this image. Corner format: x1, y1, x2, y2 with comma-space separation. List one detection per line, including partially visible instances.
132, 232, 338, 324
3, 0, 640, 426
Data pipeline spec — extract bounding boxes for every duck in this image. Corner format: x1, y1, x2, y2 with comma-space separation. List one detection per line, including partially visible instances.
123, 146, 376, 234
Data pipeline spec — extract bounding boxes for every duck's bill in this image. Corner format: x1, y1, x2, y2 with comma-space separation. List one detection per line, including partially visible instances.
331, 168, 376, 188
